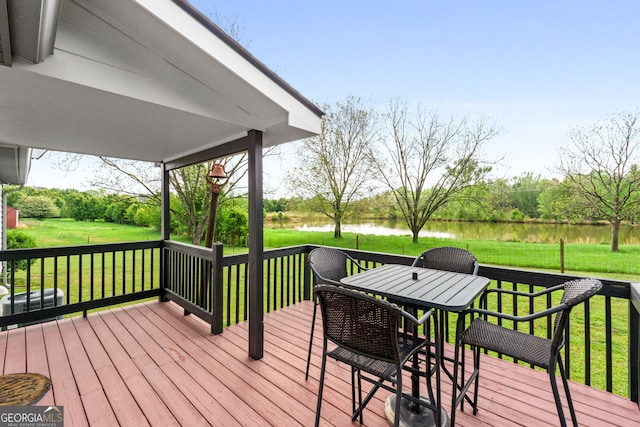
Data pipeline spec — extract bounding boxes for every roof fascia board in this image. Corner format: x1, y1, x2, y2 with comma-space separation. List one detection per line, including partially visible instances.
170, 0, 323, 118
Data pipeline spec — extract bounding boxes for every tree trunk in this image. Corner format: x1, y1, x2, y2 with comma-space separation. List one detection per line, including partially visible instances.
412, 229, 419, 244
334, 220, 342, 238
611, 219, 621, 252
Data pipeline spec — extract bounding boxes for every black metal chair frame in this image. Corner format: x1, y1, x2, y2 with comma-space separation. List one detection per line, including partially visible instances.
411, 246, 479, 275
305, 247, 368, 380
313, 284, 437, 427
450, 278, 602, 427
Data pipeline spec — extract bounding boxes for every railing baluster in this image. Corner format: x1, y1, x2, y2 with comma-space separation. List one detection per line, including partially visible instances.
235, 264, 241, 324
585, 300, 592, 386
90, 253, 95, 301
266, 259, 272, 313
606, 295, 613, 392
54, 256, 59, 307
77, 254, 82, 304
227, 263, 232, 322
121, 250, 126, 295
132, 249, 137, 293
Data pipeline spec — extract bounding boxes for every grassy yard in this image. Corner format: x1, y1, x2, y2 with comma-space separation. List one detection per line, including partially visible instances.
17, 218, 640, 281
264, 227, 640, 281
19, 218, 179, 246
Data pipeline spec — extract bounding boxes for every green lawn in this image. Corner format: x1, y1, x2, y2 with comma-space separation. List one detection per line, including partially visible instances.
20, 218, 176, 246
18, 219, 640, 281
263, 227, 640, 281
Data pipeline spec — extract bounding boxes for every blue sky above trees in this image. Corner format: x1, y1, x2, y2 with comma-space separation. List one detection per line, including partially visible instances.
28, 1, 640, 194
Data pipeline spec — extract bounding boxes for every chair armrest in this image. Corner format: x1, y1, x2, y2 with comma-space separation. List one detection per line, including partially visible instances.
478, 283, 565, 307
345, 254, 369, 271
464, 303, 568, 323
481, 283, 565, 298
410, 256, 422, 267
314, 275, 341, 286
401, 308, 435, 326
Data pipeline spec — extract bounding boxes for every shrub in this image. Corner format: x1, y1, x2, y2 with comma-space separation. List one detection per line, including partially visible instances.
5, 230, 37, 271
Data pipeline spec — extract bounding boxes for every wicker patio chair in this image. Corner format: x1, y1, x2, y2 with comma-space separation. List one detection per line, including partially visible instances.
313, 285, 437, 427
305, 247, 368, 380
450, 278, 603, 427
411, 246, 479, 374
411, 246, 479, 275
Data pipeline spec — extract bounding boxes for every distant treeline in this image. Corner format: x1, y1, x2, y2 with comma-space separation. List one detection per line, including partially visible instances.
265, 171, 640, 224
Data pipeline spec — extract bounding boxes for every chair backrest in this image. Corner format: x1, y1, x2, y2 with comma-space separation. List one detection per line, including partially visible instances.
308, 247, 350, 285
315, 284, 401, 363
413, 246, 479, 275
551, 278, 602, 352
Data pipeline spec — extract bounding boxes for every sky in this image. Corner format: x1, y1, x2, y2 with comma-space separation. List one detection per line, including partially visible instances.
27, 0, 640, 192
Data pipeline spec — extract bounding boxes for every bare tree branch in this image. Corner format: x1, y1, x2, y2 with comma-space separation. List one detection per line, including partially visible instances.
376, 100, 498, 243
288, 96, 377, 237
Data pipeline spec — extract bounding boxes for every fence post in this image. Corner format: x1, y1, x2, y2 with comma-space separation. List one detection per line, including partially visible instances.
210, 242, 224, 334
630, 283, 640, 407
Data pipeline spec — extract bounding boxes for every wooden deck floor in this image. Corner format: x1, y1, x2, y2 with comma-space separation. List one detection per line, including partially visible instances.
0, 300, 638, 426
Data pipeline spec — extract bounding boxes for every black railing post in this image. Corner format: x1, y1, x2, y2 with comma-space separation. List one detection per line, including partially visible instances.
247, 129, 264, 360
630, 283, 640, 406
211, 243, 223, 334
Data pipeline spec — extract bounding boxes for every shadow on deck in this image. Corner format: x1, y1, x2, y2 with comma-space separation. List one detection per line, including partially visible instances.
0, 300, 637, 426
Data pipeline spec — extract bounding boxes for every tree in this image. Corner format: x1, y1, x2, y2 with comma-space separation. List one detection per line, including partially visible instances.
537, 178, 591, 222
288, 96, 378, 237
510, 172, 549, 219
557, 112, 640, 252
376, 101, 498, 243
15, 195, 60, 219
217, 202, 249, 246
55, 152, 251, 244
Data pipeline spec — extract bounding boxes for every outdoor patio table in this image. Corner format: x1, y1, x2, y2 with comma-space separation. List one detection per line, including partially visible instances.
340, 263, 490, 427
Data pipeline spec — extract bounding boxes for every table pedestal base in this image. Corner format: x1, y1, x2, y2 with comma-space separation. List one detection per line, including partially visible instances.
384, 394, 449, 427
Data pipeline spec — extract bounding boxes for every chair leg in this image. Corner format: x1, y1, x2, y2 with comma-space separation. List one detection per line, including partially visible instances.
314, 346, 328, 427
305, 300, 318, 380
425, 343, 436, 408
471, 346, 480, 415
451, 313, 473, 427
350, 367, 364, 424
358, 370, 364, 424
557, 358, 579, 427
393, 371, 402, 427
550, 356, 578, 427
450, 326, 462, 427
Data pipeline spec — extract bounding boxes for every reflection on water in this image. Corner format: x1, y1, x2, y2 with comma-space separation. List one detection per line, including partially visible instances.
296, 223, 454, 238
291, 220, 640, 245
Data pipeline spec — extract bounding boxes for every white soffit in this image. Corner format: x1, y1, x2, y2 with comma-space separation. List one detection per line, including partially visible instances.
0, 0, 322, 164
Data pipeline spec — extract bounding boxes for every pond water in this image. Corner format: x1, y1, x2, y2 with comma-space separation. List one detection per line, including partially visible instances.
290, 220, 640, 245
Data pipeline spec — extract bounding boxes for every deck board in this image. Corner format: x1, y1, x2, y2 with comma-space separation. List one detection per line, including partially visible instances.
0, 300, 638, 426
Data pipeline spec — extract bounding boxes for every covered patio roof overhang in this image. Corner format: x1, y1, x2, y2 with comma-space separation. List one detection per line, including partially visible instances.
0, 0, 323, 358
